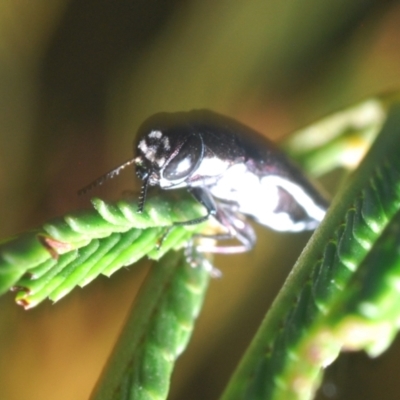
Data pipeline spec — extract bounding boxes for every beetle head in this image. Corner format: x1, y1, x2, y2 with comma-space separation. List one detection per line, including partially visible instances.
134, 127, 204, 212
79, 111, 217, 214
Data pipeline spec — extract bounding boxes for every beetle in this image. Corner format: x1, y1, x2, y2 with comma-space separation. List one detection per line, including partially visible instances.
79, 110, 329, 253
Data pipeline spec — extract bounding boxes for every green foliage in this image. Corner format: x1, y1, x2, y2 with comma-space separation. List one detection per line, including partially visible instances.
221, 103, 400, 400
0, 195, 205, 308
91, 250, 210, 400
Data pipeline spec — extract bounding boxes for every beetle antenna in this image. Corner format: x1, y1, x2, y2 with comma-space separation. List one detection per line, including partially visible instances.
78, 158, 137, 195
137, 176, 149, 213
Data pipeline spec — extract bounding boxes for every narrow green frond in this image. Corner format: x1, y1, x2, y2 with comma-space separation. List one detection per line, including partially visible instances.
220, 104, 400, 400
90, 250, 211, 400
0, 195, 206, 308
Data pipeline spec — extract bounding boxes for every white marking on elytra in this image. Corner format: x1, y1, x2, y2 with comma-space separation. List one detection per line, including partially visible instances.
148, 130, 163, 139
265, 176, 326, 222
210, 164, 326, 232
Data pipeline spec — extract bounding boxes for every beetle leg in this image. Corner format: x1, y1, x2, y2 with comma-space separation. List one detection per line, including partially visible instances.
195, 206, 257, 254
173, 187, 256, 253
153, 187, 215, 253
173, 187, 217, 226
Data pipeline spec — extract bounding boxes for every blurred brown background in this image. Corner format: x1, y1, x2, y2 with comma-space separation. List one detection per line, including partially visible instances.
1, 1, 400, 399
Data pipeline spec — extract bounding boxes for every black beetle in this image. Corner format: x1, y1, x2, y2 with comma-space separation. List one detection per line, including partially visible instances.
80, 110, 328, 253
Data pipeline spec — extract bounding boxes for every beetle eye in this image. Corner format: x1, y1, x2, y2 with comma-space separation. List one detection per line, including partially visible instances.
163, 135, 203, 181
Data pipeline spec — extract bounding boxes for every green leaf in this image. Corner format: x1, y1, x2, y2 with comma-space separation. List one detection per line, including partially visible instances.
220, 103, 400, 400
90, 250, 210, 400
0, 195, 206, 308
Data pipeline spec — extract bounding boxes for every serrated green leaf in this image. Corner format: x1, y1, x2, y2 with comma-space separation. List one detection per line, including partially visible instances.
90, 250, 210, 400
220, 103, 400, 400
0, 194, 207, 307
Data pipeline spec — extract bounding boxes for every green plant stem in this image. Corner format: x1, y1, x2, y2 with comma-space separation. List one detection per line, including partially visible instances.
90, 250, 210, 400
